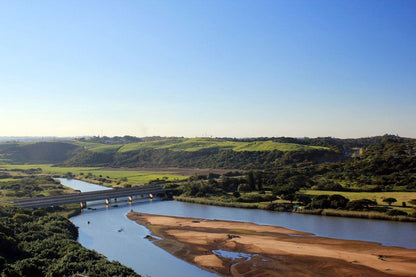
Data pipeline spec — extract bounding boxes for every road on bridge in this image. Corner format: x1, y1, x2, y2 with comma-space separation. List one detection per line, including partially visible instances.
11, 184, 168, 208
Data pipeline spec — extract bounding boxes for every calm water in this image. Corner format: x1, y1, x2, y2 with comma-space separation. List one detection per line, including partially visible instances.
57, 178, 112, 192
60, 179, 416, 277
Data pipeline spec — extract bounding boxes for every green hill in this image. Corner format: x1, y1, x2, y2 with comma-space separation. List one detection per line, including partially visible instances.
117, 137, 328, 153
1, 135, 412, 170
0, 142, 80, 164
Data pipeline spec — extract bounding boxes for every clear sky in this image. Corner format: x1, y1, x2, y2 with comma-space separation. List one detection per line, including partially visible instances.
1, 0, 415, 138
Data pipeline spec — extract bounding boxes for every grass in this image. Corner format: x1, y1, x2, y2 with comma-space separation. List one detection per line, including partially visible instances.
117, 137, 329, 153
299, 209, 416, 222
174, 196, 260, 209
0, 175, 77, 202
72, 141, 123, 153
301, 190, 416, 207
0, 164, 189, 186
233, 140, 327, 152
0, 178, 17, 182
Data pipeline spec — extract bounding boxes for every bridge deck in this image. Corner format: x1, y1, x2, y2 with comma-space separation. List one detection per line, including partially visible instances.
12, 185, 167, 208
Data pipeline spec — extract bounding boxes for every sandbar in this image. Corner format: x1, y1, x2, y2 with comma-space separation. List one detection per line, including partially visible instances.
127, 212, 416, 276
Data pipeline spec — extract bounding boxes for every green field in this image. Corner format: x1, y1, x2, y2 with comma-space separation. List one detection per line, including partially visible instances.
116, 137, 328, 153
0, 164, 189, 186
301, 190, 416, 207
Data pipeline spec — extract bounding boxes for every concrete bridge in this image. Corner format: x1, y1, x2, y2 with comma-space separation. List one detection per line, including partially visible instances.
11, 184, 168, 209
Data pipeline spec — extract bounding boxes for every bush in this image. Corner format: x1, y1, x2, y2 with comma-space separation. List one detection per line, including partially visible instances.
237, 193, 275, 203
386, 209, 408, 216
265, 203, 293, 212
237, 183, 252, 193
13, 213, 31, 224
346, 199, 377, 211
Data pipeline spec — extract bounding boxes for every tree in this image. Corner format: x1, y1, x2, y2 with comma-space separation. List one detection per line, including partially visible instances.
295, 194, 312, 205
328, 194, 349, 209
238, 183, 252, 193
382, 198, 397, 206
408, 199, 416, 205
310, 195, 330, 209
346, 199, 377, 211
247, 171, 256, 191
281, 193, 295, 203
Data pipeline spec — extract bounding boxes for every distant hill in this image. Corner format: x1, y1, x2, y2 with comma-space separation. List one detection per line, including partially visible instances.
0, 135, 414, 170
0, 142, 80, 164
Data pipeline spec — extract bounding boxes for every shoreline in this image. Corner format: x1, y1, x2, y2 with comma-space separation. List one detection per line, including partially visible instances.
128, 212, 416, 277
174, 196, 416, 222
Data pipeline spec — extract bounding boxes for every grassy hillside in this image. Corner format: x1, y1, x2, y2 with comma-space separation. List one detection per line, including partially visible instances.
117, 137, 328, 153
0, 137, 337, 169
0, 142, 80, 164
2, 135, 412, 170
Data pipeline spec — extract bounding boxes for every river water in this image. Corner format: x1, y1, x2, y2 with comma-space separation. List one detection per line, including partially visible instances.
59, 178, 416, 277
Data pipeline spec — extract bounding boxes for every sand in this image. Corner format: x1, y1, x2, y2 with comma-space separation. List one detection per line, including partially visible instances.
127, 212, 416, 277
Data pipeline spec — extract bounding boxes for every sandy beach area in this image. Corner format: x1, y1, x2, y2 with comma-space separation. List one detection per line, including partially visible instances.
127, 212, 416, 276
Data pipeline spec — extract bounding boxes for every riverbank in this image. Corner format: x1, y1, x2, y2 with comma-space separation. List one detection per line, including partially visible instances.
128, 212, 416, 277
174, 196, 416, 222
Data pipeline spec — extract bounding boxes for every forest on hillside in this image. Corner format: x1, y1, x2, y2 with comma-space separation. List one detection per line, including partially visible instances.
1, 135, 414, 170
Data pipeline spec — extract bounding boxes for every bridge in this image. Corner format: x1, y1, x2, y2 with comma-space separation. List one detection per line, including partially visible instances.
11, 184, 168, 209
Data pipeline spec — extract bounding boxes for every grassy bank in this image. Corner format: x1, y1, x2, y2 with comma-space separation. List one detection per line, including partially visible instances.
301, 190, 416, 207
0, 164, 189, 187
174, 196, 416, 222
299, 208, 416, 222
173, 196, 261, 209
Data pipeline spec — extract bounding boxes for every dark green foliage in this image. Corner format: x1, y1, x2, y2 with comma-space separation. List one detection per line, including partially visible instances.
181, 181, 222, 197
64, 150, 115, 167
237, 193, 275, 203
1, 142, 80, 164
312, 137, 416, 191
310, 195, 350, 209
0, 176, 63, 198
237, 183, 252, 193
386, 209, 408, 216
65, 146, 339, 169
295, 194, 312, 205
0, 206, 139, 277
382, 198, 397, 205
247, 172, 256, 191
346, 199, 378, 211
265, 203, 293, 212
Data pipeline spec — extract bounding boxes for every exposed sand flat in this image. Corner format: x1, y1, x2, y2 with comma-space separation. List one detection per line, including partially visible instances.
127, 212, 416, 277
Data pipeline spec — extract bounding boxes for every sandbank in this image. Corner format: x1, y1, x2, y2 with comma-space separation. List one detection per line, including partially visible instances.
127, 212, 416, 276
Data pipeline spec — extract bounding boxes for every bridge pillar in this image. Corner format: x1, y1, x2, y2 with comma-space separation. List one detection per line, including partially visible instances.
105, 199, 110, 206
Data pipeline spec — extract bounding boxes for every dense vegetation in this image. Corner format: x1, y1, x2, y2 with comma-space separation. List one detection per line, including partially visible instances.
1, 135, 413, 172
0, 142, 80, 164
0, 137, 340, 168
0, 170, 75, 201
166, 136, 416, 220
0, 206, 139, 276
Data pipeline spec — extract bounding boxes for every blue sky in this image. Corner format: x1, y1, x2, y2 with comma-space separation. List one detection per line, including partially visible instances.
1, 0, 415, 138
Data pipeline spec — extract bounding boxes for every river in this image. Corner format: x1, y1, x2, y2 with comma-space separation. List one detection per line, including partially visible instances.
59, 178, 416, 277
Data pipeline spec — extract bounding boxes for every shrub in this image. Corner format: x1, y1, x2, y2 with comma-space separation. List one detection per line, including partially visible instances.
386, 209, 408, 216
